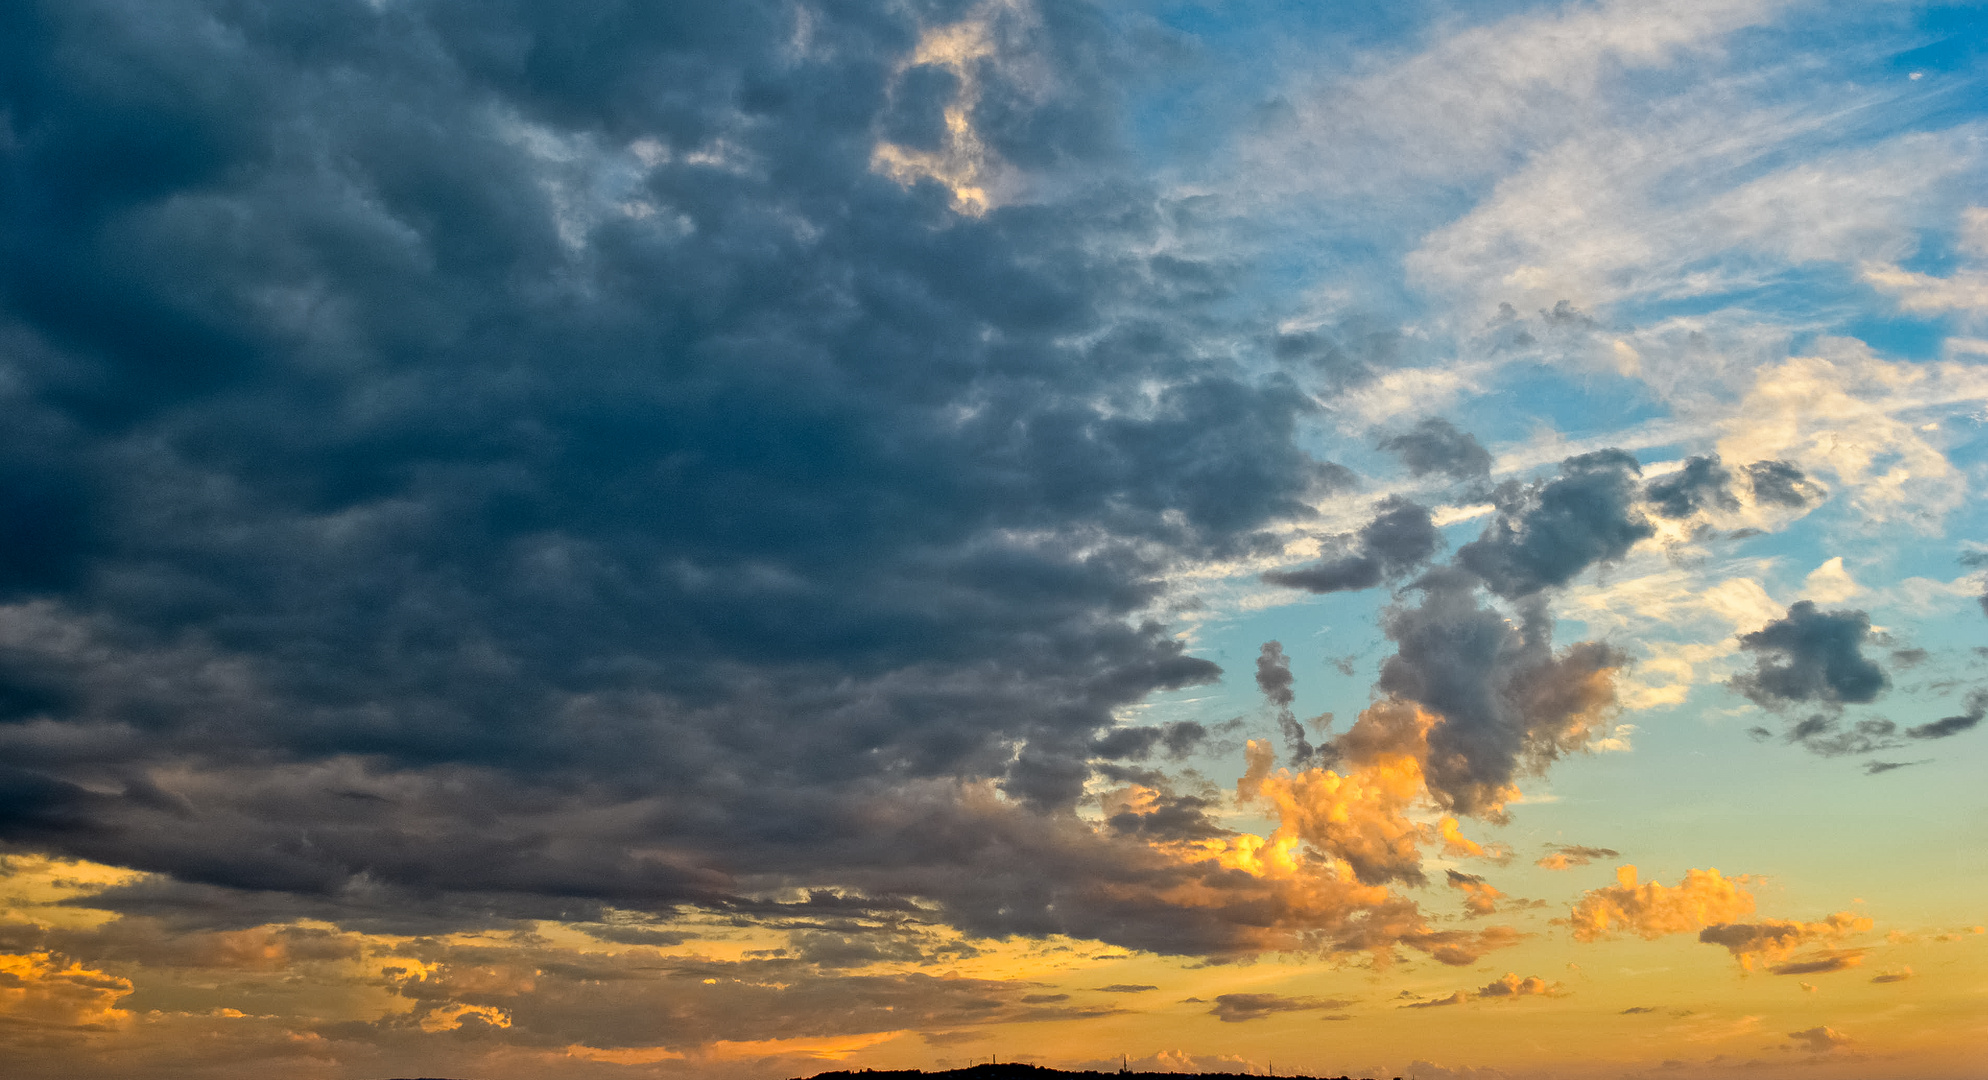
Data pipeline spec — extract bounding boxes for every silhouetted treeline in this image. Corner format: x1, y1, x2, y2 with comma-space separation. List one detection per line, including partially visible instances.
801, 1064, 1367, 1080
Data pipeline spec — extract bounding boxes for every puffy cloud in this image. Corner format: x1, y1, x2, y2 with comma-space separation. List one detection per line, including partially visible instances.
1697, 912, 1872, 973
1446, 870, 1504, 917
1644, 455, 1739, 520
1401, 973, 1561, 1008
1377, 418, 1493, 482
1377, 570, 1628, 819
1730, 601, 1889, 711
1869, 966, 1912, 984
1742, 460, 1824, 510
1264, 496, 1441, 595
1568, 866, 1756, 943
1206, 992, 1354, 1023
0, 951, 133, 1034
1536, 845, 1620, 871
1457, 451, 1655, 600
1786, 1025, 1853, 1054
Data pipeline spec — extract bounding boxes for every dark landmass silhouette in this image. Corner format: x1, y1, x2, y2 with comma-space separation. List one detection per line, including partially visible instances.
381, 1065, 1386, 1080
798, 1065, 1373, 1080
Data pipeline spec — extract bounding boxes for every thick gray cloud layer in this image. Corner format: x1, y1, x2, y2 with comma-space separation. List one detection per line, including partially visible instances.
0, 0, 1357, 951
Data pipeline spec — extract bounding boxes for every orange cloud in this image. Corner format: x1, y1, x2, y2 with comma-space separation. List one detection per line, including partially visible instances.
1698, 911, 1873, 973
1401, 972, 1563, 1008
1446, 870, 1503, 916
1568, 866, 1755, 942
0, 951, 133, 1033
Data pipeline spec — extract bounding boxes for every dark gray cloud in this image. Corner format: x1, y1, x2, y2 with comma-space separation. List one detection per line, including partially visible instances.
1744, 460, 1823, 509
1457, 450, 1653, 599
1377, 418, 1492, 482
1731, 602, 1889, 711
1644, 455, 1738, 520
1374, 568, 1626, 819
1255, 640, 1317, 766
0, 0, 1374, 954
1536, 844, 1619, 870
1264, 495, 1440, 594
1906, 688, 1986, 740
1777, 715, 1901, 757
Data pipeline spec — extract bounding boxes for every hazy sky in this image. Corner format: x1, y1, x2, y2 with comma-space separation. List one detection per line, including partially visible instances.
2, 2, 1986, 1078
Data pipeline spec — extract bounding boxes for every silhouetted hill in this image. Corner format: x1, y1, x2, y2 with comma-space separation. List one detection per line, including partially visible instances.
800, 1065, 1369, 1080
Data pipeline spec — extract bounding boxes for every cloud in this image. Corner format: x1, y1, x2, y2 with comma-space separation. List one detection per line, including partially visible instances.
0, 951, 134, 1034
1378, 418, 1492, 482
1207, 992, 1353, 1023
1255, 641, 1316, 767
0, 0, 1379, 964
1644, 455, 1739, 520
1743, 460, 1824, 509
1400, 973, 1561, 1009
1537, 845, 1620, 871
1375, 569, 1628, 819
1768, 951, 1865, 976
1730, 601, 1889, 711
1446, 870, 1504, 916
1264, 496, 1440, 595
1569, 866, 1756, 943
1906, 688, 1987, 741
1457, 450, 1655, 600
1786, 1025, 1852, 1054
1091, 984, 1157, 993
1697, 911, 1872, 973
1869, 966, 1912, 984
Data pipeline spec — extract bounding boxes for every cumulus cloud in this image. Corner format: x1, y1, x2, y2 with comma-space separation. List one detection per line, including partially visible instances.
1644, 455, 1739, 520
1446, 870, 1504, 916
1568, 866, 1756, 942
1264, 496, 1441, 595
1730, 601, 1889, 711
1786, 1025, 1852, 1054
1401, 973, 1561, 1009
1378, 418, 1493, 482
1457, 450, 1655, 599
1376, 569, 1628, 819
1697, 912, 1872, 973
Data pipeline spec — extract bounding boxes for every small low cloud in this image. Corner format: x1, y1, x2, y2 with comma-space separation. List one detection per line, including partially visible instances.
1787, 1025, 1853, 1054
1537, 844, 1620, 871
1401, 973, 1562, 1009
1698, 912, 1872, 973
1092, 984, 1158, 993
1208, 992, 1354, 1023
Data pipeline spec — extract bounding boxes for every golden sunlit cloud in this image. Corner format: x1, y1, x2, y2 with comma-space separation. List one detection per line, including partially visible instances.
1697, 911, 1873, 973
1568, 866, 1756, 941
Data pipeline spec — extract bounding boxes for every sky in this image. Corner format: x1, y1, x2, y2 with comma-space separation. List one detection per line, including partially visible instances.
1, 1, 1986, 1078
